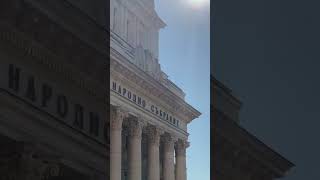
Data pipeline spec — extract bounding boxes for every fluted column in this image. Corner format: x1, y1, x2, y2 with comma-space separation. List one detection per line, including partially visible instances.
110, 107, 127, 180
147, 125, 162, 180
127, 117, 143, 180
175, 140, 189, 180
163, 133, 175, 180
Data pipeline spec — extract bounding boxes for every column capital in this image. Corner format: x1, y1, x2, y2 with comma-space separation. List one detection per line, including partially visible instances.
146, 125, 163, 146
175, 139, 189, 157
110, 106, 128, 131
162, 133, 177, 150
127, 117, 144, 138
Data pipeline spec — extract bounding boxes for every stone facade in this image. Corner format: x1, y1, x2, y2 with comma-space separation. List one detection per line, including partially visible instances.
0, 0, 108, 179
110, 1, 201, 180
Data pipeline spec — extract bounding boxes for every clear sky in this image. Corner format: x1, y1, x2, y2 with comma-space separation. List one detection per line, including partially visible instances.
155, 1, 210, 180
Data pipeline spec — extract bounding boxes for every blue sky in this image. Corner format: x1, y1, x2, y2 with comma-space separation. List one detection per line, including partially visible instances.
155, 1, 210, 180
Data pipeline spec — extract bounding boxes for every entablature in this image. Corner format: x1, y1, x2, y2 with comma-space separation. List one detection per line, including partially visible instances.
110, 50, 201, 126
110, 101, 189, 140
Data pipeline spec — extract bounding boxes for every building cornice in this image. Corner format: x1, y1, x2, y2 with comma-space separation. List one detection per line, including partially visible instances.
213, 109, 295, 178
111, 48, 201, 124
211, 76, 242, 108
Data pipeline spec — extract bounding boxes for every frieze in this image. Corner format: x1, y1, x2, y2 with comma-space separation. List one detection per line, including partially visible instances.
111, 80, 182, 129
110, 56, 201, 123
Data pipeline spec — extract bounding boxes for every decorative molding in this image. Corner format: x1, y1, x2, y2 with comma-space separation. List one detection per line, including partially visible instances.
162, 133, 176, 151
145, 125, 162, 146
175, 139, 189, 157
110, 106, 129, 131
127, 117, 144, 138
110, 55, 201, 124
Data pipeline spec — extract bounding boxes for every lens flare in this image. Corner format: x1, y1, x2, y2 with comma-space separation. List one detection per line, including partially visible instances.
187, 0, 209, 9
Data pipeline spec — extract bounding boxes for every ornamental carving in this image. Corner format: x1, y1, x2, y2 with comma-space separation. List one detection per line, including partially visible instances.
127, 117, 144, 138
146, 125, 163, 146
110, 57, 201, 124
175, 139, 189, 156
110, 106, 128, 130
162, 133, 176, 151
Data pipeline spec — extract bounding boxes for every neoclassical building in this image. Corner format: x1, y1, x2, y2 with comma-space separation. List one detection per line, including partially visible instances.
0, 0, 108, 179
109, 1, 201, 180
212, 76, 294, 180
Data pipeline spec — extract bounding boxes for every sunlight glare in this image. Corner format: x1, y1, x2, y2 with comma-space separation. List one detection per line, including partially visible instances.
187, 0, 209, 9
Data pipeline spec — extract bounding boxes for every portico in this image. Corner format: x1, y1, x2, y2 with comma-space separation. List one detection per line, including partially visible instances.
110, 106, 190, 180
109, 55, 200, 180
110, 0, 201, 180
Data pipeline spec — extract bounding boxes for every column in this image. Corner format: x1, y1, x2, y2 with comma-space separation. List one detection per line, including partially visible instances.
127, 117, 143, 180
163, 133, 175, 180
147, 125, 162, 180
110, 107, 128, 180
175, 140, 189, 180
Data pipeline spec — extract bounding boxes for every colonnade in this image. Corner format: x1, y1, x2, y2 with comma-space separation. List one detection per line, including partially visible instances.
110, 107, 188, 180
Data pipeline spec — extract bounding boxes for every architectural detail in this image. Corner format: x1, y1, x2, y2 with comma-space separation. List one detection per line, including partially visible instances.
175, 140, 188, 180
211, 76, 294, 179
127, 117, 143, 180
175, 140, 189, 156
162, 133, 176, 180
146, 125, 162, 145
111, 107, 129, 130
110, 0, 201, 180
133, 46, 161, 81
0, 0, 107, 179
146, 125, 162, 180
111, 107, 129, 180
127, 117, 144, 138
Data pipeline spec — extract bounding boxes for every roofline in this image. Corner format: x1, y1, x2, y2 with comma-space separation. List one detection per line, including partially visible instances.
211, 76, 242, 107
214, 106, 294, 178
110, 49, 201, 124
235, 120, 295, 169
